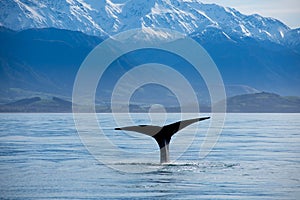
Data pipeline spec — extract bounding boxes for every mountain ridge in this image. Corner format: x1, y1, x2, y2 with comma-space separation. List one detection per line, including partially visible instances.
1, 0, 299, 46
0, 26, 299, 104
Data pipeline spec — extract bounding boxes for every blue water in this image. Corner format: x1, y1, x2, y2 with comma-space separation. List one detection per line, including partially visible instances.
0, 113, 299, 199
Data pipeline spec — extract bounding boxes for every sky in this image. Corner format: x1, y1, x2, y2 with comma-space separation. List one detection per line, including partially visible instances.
201, 0, 300, 28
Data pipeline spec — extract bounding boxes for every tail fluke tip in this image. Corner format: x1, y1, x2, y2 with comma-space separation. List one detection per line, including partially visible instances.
199, 116, 210, 121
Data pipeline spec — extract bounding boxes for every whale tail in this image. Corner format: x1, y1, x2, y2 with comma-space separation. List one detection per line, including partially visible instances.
115, 117, 210, 163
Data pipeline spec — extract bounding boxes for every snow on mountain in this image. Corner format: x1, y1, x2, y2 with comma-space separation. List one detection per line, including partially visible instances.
284, 28, 300, 49
0, 0, 295, 43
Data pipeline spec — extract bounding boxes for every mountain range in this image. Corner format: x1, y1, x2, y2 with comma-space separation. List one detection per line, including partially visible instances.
0, 0, 299, 108
1, 0, 299, 46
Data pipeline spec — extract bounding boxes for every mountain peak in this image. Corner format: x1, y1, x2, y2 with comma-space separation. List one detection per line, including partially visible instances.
0, 0, 295, 44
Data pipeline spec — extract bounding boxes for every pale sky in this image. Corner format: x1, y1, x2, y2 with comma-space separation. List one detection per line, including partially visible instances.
201, 0, 300, 28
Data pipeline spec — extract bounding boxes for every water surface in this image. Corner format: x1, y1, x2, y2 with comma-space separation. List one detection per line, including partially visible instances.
0, 113, 299, 199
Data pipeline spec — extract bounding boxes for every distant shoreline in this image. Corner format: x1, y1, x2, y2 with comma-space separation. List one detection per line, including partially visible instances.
1, 92, 300, 113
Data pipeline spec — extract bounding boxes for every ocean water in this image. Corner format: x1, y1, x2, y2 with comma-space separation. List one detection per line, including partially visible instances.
0, 113, 299, 199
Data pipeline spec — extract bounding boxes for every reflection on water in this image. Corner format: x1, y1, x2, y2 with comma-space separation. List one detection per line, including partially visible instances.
0, 113, 299, 199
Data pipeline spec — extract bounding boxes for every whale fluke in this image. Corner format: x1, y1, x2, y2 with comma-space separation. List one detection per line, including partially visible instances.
115, 117, 210, 163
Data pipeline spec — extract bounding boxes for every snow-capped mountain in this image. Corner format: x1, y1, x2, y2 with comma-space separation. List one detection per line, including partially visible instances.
0, 0, 296, 44
284, 28, 300, 50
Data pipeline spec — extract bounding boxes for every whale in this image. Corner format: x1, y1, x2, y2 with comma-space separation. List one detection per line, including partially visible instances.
115, 117, 210, 163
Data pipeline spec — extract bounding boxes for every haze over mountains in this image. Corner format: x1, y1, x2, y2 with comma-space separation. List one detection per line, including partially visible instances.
0, 0, 299, 110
